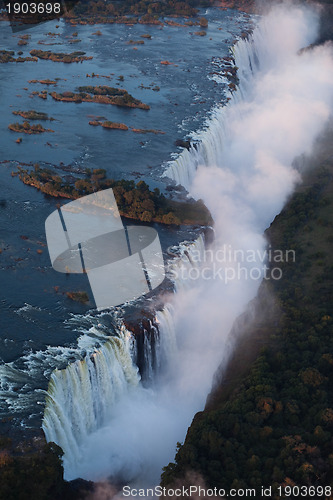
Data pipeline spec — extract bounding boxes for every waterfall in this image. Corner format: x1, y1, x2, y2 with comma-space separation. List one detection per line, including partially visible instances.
42, 328, 140, 469
42, 25, 253, 475
155, 304, 177, 370
167, 234, 206, 292
41, 5, 331, 483
42, 235, 203, 477
163, 27, 264, 190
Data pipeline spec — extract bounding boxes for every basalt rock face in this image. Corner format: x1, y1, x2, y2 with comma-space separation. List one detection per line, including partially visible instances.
317, 3, 333, 43
175, 139, 191, 150
124, 313, 161, 383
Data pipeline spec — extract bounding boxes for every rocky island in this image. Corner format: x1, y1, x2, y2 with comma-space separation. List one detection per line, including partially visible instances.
12, 110, 54, 121
50, 85, 150, 109
8, 122, 54, 134
28, 79, 58, 85
131, 128, 165, 134
29, 49, 93, 63
88, 120, 129, 130
66, 291, 90, 303
0, 50, 37, 63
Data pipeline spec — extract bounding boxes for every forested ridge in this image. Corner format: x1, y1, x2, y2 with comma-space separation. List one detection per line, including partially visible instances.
161, 132, 333, 496
0, 439, 80, 500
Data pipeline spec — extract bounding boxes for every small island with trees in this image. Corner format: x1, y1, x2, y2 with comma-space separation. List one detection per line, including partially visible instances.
29, 49, 93, 63
8, 122, 54, 134
0, 50, 37, 63
13, 165, 212, 226
12, 110, 55, 121
89, 120, 129, 130
50, 85, 150, 109
88, 120, 165, 134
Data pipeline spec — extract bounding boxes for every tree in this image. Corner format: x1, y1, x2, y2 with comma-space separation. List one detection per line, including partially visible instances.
124, 190, 134, 205
141, 211, 153, 222
162, 212, 181, 225
141, 199, 155, 213
199, 17, 208, 28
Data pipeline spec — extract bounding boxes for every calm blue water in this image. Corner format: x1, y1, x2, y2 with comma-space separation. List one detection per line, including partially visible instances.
0, 8, 251, 432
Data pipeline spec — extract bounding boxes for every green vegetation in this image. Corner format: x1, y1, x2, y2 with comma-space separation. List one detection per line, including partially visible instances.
0, 439, 65, 500
66, 291, 89, 303
64, 0, 213, 25
0, 50, 37, 63
0, 435, 93, 500
1, 50, 16, 62
89, 120, 165, 133
128, 39, 145, 44
199, 16, 208, 27
89, 120, 128, 130
28, 79, 58, 85
131, 128, 164, 134
12, 110, 54, 121
50, 85, 149, 109
14, 165, 212, 226
29, 50, 92, 63
8, 122, 54, 134
161, 156, 333, 494
0, 0, 216, 25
